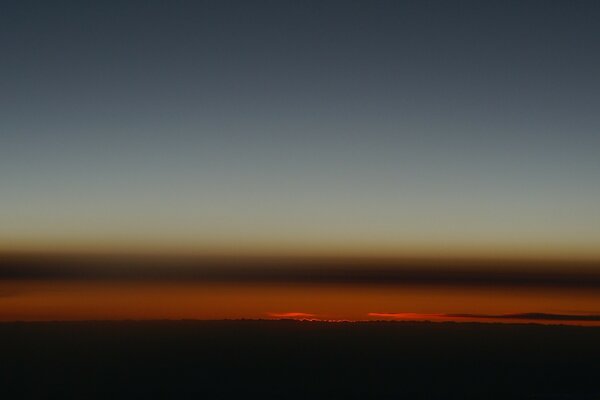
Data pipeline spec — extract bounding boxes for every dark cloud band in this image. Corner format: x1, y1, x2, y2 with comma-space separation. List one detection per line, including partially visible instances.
447, 313, 600, 322
1, 254, 599, 289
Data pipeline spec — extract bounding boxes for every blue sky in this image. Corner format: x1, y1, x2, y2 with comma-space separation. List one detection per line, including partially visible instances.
1, 1, 599, 257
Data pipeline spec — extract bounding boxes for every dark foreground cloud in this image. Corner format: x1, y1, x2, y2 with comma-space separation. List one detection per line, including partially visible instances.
369, 312, 600, 322
448, 313, 600, 322
1, 253, 599, 289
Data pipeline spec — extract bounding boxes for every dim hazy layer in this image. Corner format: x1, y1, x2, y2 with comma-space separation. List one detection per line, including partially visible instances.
1, 253, 600, 288
1, 253, 600, 324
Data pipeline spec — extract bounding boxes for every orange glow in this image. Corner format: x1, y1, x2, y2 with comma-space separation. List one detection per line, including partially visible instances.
267, 312, 316, 319
1, 280, 600, 326
368, 312, 448, 320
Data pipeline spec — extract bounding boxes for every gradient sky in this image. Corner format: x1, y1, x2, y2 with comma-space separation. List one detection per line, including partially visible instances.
2, 0, 600, 257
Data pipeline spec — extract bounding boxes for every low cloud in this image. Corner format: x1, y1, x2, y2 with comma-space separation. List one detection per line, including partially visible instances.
1, 254, 600, 290
368, 312, 600, 322
447, 312, 600, 322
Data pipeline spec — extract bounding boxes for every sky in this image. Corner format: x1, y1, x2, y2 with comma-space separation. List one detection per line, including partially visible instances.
1, 0, 600, 258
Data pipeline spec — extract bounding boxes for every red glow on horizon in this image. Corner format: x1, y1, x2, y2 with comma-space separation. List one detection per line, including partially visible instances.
2, 280, 600, 326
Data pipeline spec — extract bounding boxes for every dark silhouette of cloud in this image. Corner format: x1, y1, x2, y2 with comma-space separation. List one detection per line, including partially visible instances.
447, 312, 600, 322
1, 253, 599, 290
369, 312, 600, 322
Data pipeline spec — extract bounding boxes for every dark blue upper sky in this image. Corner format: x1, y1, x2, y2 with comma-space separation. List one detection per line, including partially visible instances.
1, 1, 599, 257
